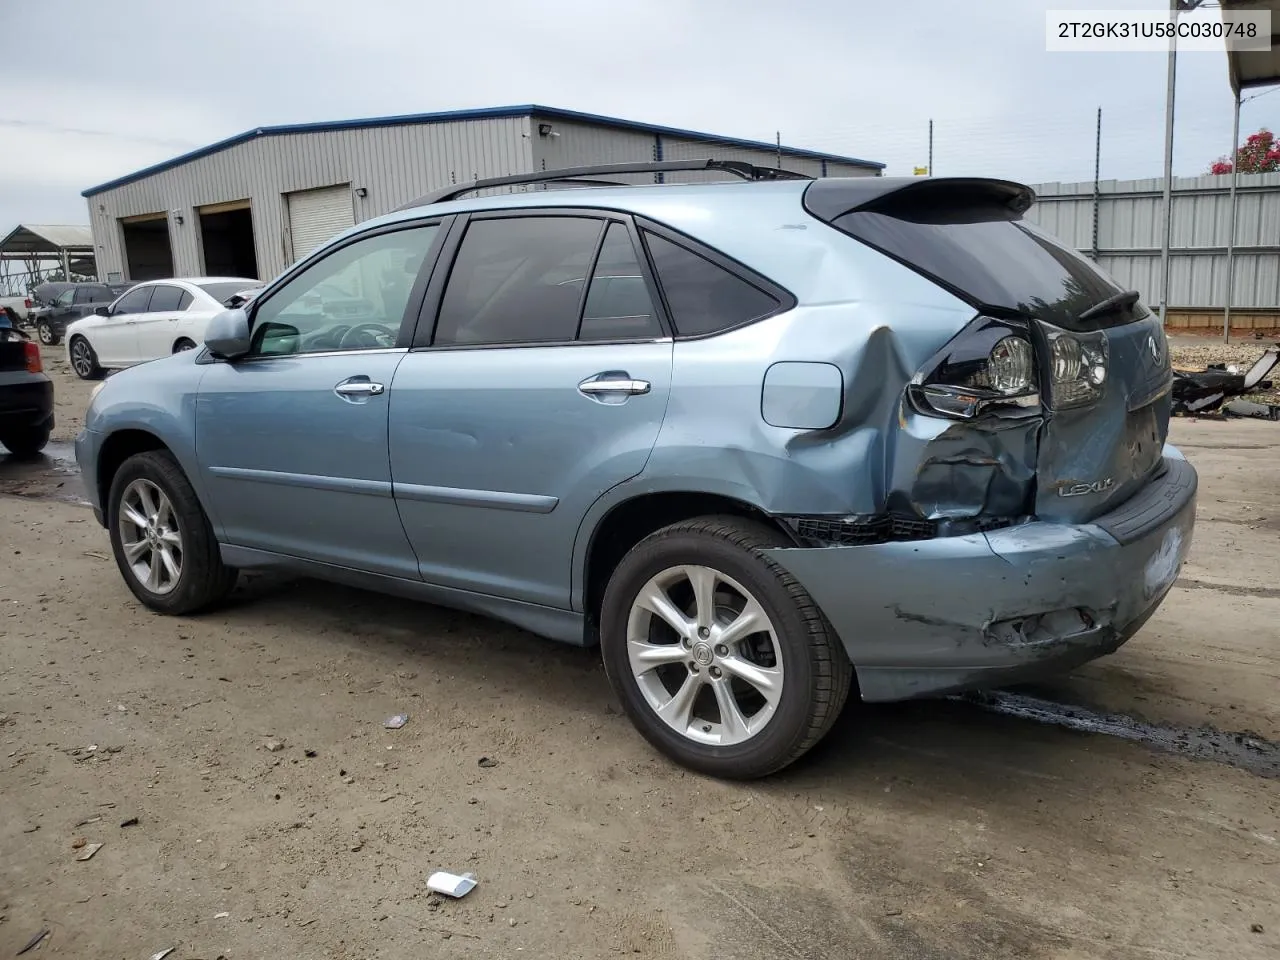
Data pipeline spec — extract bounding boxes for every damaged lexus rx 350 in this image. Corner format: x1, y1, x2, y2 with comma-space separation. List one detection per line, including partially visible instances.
76, 161, 1195, 779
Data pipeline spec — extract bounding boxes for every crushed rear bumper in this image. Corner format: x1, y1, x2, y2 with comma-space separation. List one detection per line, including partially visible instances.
763, 448, 1197, 701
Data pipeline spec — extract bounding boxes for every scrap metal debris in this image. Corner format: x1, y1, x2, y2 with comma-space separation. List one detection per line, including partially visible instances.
75, 842, 103, 861
148, 949, 175, 960
1172, 344, 1279, 416
383, 714, 408, 730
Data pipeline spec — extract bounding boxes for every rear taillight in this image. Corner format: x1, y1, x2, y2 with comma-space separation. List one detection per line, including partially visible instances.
1041, 324, 1108, 410
24, 342, 42, 373
24, 298, 32, 309
908, 316, 1040, 420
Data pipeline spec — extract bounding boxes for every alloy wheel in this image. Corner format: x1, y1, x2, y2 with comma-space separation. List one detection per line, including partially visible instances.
71, 339, 94, 377
626, 564, 784, 746
118, 478, 183, 595
38, 323, 53, 345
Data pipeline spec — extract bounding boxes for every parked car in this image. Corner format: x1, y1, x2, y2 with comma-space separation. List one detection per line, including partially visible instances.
64, 277, 259, 379
0, 323, 53, 456
0, 293, 35, 323
75, 160, 1196, 779
30, 281, 133, 346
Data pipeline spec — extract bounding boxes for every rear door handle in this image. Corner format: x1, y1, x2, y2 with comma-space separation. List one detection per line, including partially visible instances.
334, 376, 385, 401
578, 375, 651, 397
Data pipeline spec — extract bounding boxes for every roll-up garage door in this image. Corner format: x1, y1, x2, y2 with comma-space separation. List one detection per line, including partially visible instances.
286, 184, 354, 263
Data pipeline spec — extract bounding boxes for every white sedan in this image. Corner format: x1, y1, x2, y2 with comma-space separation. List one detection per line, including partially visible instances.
65, 277, 261, 380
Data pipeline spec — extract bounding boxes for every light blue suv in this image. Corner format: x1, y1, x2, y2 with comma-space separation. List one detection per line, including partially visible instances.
76, 160, 1196, 778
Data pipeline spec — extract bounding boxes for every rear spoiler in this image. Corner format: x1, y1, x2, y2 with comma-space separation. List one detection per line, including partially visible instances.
803, 177, 1036, 223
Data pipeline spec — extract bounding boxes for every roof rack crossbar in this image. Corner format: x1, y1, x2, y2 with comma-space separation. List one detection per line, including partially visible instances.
398, 158, 813, 209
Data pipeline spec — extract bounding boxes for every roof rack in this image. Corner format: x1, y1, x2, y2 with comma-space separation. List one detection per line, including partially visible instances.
396, 159, 814, 210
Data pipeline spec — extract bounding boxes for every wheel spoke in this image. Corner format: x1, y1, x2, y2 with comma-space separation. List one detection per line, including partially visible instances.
122, 505, 149, 530
136, 484, 157, 520
145, 553, 163, 591
155, 496, 173, 529
685, 565, 718, 631
634, 582, 694, 638
158, 545, 180, 583
656, 673, 701, 731
712, 678, 750, 741
628, 639, 690, 675
719, 654, 783, 706
122, 539, 148, 562
159, 530, 182, 547
715, 597, 769, 647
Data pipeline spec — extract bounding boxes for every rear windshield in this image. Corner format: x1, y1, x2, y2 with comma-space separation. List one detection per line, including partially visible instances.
197, 282, 258, 304
832, 197, 1146, 330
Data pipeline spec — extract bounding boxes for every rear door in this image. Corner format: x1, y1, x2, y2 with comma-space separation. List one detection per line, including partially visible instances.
819, 180, 1172, 524
388, 212, 673, 609
131, 282, 187, 360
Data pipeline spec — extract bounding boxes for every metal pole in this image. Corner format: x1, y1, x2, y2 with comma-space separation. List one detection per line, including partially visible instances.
61, 249, 70, 281
928, 119, 934, 176
1092, 107, 1102, 261
1224, 91, 1241, 343
775, 131, 781, 169
1158, 4, 1177, 326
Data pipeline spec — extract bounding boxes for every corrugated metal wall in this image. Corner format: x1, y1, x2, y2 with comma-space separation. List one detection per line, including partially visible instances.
1026, 172, 1280, 309
86, 116, 534, 281
87, 112, 881, 282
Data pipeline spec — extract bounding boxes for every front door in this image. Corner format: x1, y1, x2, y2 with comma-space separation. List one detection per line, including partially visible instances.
93, 284, 151, 366
195, 222, 443, 577
389, 214, 673, 609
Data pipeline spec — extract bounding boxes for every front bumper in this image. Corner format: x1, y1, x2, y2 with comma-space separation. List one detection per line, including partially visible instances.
75, 428, 105, 525
764, 450, 1197, 701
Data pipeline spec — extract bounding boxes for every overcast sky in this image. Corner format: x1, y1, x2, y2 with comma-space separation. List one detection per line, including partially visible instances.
0, 0, 1274, 233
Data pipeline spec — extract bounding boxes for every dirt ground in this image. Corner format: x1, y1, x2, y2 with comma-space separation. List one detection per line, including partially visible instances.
1, 357, 1278, 960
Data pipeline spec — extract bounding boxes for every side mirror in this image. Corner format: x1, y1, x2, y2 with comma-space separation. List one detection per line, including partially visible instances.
204, 308, 252, 359
94, 306, 109, 317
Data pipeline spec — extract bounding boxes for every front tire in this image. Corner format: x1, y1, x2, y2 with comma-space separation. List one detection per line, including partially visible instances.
107, 450, 237, 614
69, 336, 103, 380
600, 516, 853, 779
37, 321, 59, 346
0, 422, 52, 457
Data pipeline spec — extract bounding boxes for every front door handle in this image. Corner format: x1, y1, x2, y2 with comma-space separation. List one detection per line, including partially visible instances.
578, 375, 651, 397
334, 376, 385, 401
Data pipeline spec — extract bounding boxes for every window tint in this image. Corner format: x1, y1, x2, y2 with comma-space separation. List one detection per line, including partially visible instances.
56, 289, 75, 306
434, 217, 602, 346
113, 286, 153, 315
579, 223, 661, 341
177, 291, 194, 310
249, 225, 438, 357
642, 232, 780, 337
73, 286, 103, 304
146, 285, 185, 312
829, 197, 1145, 331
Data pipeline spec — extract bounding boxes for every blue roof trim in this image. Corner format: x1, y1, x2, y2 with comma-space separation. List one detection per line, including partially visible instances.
82, 105, 882, 197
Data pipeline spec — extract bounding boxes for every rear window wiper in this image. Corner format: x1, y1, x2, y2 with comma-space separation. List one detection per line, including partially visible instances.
1078, 289, 1140, 322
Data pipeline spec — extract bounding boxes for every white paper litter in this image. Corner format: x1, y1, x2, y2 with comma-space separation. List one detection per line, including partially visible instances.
427, 871, 477, 898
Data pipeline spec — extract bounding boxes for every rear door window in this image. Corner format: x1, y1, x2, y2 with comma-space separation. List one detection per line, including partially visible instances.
433, 216, 603, 346
146, 285, 185, 312
579, 223, 661, 341
641, 231, 781, 337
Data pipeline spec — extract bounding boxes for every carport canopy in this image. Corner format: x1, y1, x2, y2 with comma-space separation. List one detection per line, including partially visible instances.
0, 224, 96, 276
1222, 0, 1280, 94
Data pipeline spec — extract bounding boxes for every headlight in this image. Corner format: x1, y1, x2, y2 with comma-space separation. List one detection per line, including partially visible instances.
1044, 327, 1107, 409
908, 317, 1040, 420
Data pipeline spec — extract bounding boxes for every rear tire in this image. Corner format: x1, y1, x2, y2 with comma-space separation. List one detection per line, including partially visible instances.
107, 450, 237, 614
172, 338, 197, 353
69, 336, 103, 380
600, 515, 853, 779
37, 321, 58, 346
0, 422, 52, 457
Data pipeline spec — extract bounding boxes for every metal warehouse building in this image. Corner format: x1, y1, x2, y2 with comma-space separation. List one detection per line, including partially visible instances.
81, 105, 883, 284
